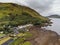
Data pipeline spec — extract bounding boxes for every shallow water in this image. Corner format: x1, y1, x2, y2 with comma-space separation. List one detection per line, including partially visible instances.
46, 18, 60, 35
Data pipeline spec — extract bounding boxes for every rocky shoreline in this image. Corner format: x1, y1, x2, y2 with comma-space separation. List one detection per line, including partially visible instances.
28, 26, 60, 45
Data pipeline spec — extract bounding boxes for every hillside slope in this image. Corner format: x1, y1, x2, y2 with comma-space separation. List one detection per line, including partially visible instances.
0, 3, 48, 20
0, 3, 50, 27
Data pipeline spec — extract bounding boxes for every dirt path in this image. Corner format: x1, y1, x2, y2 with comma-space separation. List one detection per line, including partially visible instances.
28, 26, 60, 45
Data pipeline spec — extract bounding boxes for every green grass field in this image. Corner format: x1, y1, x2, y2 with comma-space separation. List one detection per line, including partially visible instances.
10, 32, 32, 45
0, 34, 5, 37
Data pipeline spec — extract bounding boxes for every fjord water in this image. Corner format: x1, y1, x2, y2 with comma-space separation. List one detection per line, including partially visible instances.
46, 18, 60, 35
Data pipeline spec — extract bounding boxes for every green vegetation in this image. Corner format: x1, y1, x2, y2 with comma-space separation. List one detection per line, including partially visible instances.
10, 32, 32, 45
10, 38, 25, 45
24, 32, 33, 38
0, 3, 51, 45
0, 3, 51, 28
17, 32, 32, 38
0, 3, 51, 34
0, 34, 5, 37
0, 37, 11, 45
11, 38, 31, 45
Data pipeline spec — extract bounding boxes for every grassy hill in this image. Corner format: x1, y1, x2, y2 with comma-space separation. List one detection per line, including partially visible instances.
0, 3, 51, 28
0, 3, 51, 45
0, 3, 48, 19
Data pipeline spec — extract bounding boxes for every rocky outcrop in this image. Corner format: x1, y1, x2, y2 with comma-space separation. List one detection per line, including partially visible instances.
28, 26, 60, 45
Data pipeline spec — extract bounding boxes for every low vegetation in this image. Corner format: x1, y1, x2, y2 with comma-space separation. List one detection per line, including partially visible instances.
0, 34, 5, 37
0, 37, 11, 45
10, 32, 32, 45
0, 3, 51, 45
